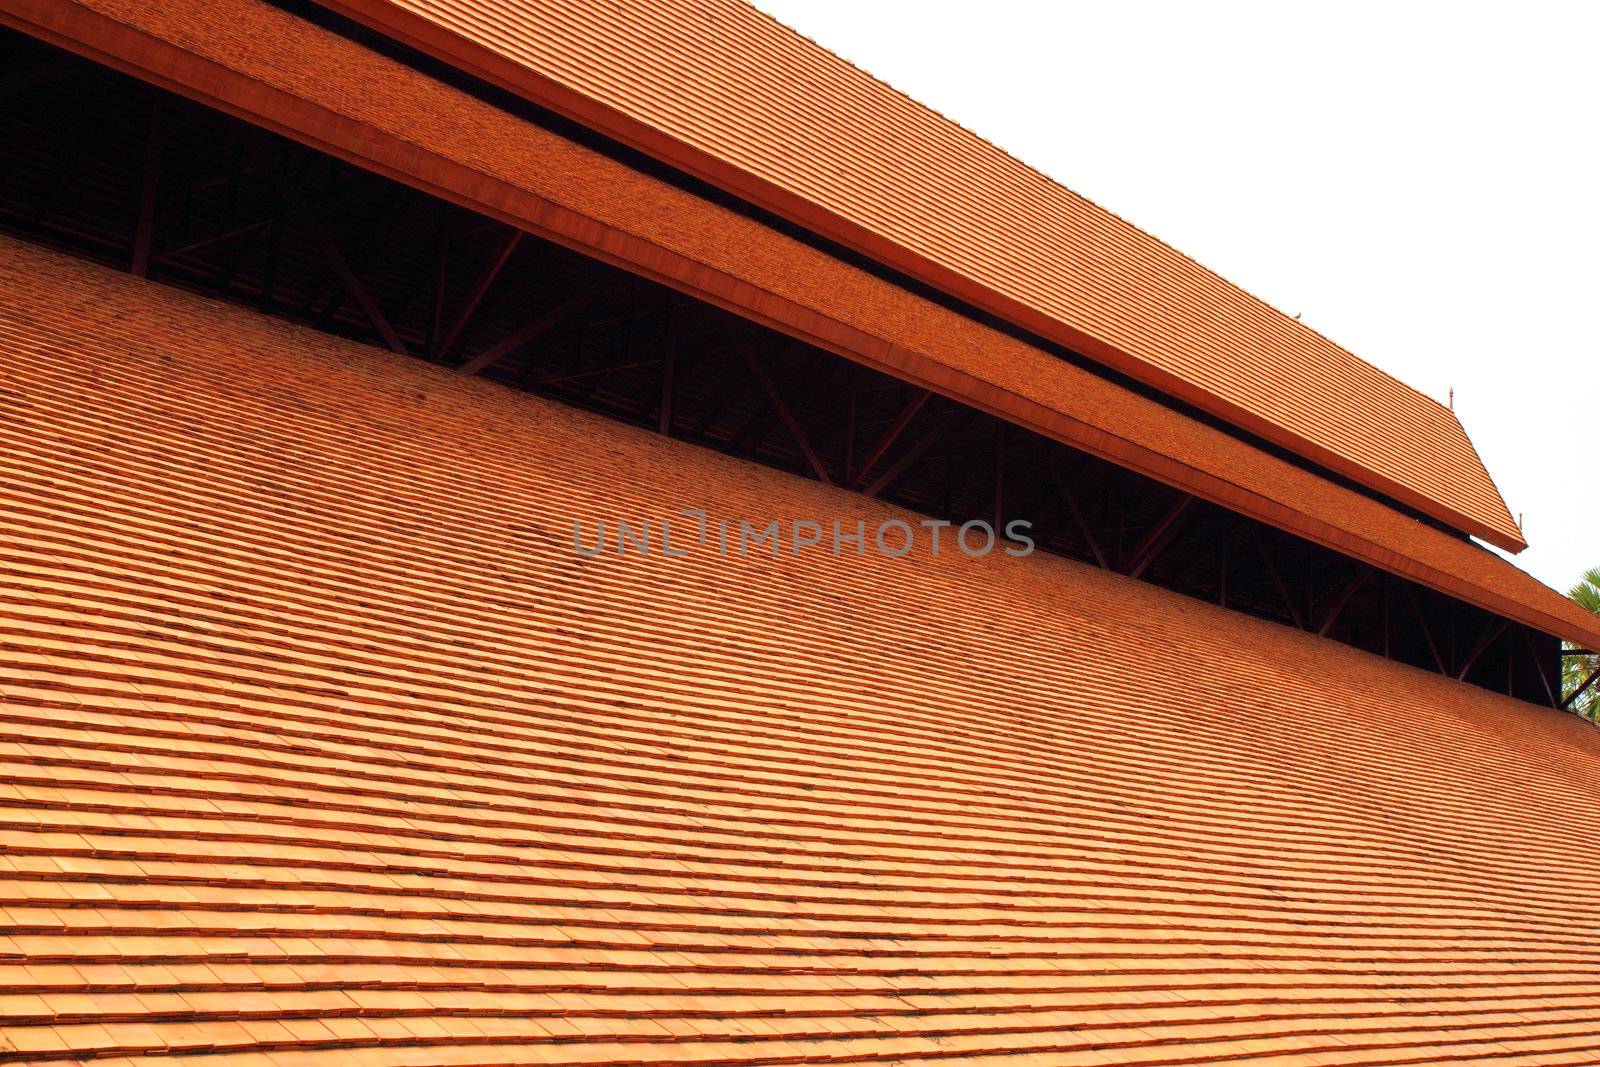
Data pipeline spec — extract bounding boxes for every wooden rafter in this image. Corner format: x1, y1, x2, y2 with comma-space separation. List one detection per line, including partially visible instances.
131, 100, 161, 278
1455, 617, 1508, 680
729, 351, 838, 453
533, 357, 660, 387
862, 413, 965, 499
852, 389, 930, 489
992, 427, 1006, 532
155, 160, 372, 263
1124, 495, 1193, 579
657, 306, 678, 435
313, 188, 416, 328
458, 281, 608, 375
275, 165, 408, 356
1521, 627, 1559, 708
744, 350, 830, 484
435, 228, 521, 360
1254, 536, 1304, 630
1404, 587, 1447, 675
1315, 565, 1373, 637
1047, 465, 1107, 570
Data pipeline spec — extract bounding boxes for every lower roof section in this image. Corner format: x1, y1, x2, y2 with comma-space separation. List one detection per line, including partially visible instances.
4, 237, 1600, 1065
4, 0, 1591, 650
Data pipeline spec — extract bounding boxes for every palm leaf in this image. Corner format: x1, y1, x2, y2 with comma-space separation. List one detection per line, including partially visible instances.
1563, 568, 1600, 719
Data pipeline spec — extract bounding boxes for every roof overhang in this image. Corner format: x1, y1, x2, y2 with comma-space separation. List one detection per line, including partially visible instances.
1, 0, 1591, 647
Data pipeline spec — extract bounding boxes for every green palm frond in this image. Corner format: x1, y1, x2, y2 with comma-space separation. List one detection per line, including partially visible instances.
1563, 567, 1600, 720
1570, 567, 1600, 615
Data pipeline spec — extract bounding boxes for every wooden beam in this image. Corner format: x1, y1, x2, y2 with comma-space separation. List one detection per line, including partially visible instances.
744, 350, 831, 484
217, 222, 263, 290
1124, 495, 1193, 579
1255, 537, 1304, 630
851, 389, 930, 489
1405, 587, 1447, 675
533, 356, 660, 387
1522, 627, 1559, 708
457, 281, 607, 375
180, 158, 270, 200
992, 427, 1006, 532
1315, 565, 1373, 637
1507, 632, 1515, 697
1456, 617, 1508, 680
312, 188, 416, 328
257, 203, 281, 314
156, 164, 372, 263
1047, 466, 1107, 570
446, 219, 502, 244
435, 228, 521, 360
131, 100, 161, 278
275, 166, 408, 356
385, 230, 458, 343
863, 413, 965, 499
728, 351, 839, 453
428, 206, 449, 355
844, 385, 859, 483
1381, 574, 1392, 658
156, 216, 272, 263
657, 307, 678, 436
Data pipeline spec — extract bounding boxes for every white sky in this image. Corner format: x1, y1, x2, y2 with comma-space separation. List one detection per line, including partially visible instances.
754, 0, 1597, 594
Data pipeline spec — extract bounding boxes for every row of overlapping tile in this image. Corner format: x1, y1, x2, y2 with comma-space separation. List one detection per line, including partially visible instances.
319, 0, 1523, 549
2, 236, 1600, 1065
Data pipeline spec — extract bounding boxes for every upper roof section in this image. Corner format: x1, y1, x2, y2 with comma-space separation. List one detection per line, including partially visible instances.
319, 0, 1526, 553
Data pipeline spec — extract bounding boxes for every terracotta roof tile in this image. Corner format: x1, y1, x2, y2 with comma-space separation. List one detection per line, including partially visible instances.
1, 237, 1600, 1065
322, 0, 1524, 550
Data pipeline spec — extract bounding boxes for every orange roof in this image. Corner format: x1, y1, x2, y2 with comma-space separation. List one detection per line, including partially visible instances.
7, 0, 1593, 648
3, 237, 1600, 1065
319, 0, 1526, 552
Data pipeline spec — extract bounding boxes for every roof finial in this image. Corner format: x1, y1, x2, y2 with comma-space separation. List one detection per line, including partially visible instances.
1448, 386, 1454, 410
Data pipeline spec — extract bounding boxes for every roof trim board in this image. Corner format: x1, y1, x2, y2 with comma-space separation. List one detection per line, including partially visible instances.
2, 0, 1593, 649
312, 0, 1526, 554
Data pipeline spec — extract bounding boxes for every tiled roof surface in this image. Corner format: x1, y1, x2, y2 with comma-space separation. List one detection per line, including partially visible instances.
4, 239, 1600, 1066
14, 0, 1598, 648
322, 0, 1525, 552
